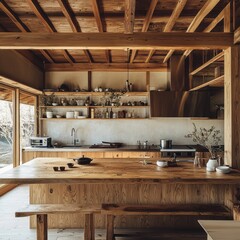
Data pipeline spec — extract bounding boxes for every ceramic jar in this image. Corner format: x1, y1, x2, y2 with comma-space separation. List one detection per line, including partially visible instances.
206, 158, 219, 172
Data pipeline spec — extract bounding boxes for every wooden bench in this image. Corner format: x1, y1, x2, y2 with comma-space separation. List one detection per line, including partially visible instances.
101, 203, 232, 240
15, 204, 101, 240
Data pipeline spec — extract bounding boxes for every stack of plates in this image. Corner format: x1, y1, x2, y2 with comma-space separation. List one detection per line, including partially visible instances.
216, 166, 231, 174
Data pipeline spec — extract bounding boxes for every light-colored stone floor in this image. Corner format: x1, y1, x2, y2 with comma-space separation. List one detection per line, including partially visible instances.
0, 185, 106, 240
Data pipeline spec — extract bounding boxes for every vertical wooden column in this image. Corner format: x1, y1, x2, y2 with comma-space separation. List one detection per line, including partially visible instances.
12, 88, 20, 167
88, 71, 92, 91
36, 214, 48, 240
224, 46, 240, 168
84, 213, 95, 240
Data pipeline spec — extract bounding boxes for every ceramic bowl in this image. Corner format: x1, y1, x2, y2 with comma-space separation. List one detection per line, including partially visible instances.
216, 166, 231, 174
156, 160, 168, 168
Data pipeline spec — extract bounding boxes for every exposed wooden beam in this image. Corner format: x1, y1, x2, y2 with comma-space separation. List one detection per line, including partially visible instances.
40, 50, 55, 63
45, 63, 168, 72
131, 0, 158, 63
27, 0, 74, 65
124, 0, 136, 34
0, 0, 29, 32
146, 0, 187, 63
56, 0, 92, 63
83, 50, 93, 63
91, 0, 103, 32
183, 5, 225, 57
26, 0, 56, 32
163, 0, 221, 63
0, 0, 52, 65
91, 0, 110, 63
56, 0, 80, 32
234, 26, 240, 44
0, 32, 233, 50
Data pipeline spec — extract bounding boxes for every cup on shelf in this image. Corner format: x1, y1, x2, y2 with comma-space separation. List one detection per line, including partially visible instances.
66, 111, 74, 118
46, 111, 53, 118
74, 111, 80, 118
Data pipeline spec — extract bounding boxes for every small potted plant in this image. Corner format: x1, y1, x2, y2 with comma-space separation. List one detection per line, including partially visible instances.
185, 123, 223, 171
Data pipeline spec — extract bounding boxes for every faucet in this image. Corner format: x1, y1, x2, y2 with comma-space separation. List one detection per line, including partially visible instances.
71, 128, 76, 145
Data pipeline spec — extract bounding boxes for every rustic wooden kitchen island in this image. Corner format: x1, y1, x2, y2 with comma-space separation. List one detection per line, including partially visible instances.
0, 157, 239, 230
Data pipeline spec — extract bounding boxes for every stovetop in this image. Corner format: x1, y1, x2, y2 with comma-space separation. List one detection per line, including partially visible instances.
160, 145, 196, 152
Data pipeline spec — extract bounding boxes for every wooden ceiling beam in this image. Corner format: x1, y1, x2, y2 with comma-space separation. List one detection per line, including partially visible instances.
183, 5, 226, 58
26, 0, 56, 32
56, 0, 80, 32
0, 0, 50, 66
0, 0, 30, 32
124, 0, 136, 34
56, 0, 92, 63
146, 0, 187, 63
45, 63, 168, 72
130, 0, 158, 63
91, 0, 110, 63
26, 0, 74, 65
0, 32, 233, 50
163, 0, 221, 63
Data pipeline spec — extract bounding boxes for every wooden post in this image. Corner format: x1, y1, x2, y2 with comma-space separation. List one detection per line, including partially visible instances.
224, 46, 240, 168
106, 215, 115, 240
84, 213, 95, 240
36, 214, 48, 240
12, 88, 20, 167
88, 71, 92, 92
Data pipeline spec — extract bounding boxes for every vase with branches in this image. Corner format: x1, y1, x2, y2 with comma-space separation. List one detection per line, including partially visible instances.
185, 123, 223, 171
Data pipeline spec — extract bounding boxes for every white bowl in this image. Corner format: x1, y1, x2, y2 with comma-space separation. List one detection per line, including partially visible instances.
156, 160, 168, 168
216, 166, 231, 174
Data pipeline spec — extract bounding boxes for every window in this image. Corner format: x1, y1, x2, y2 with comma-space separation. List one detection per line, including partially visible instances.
0, 86, 14, 172
20, 91, 36, 164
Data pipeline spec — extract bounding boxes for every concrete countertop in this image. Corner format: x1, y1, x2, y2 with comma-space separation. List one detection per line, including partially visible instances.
23, 145, 161, 152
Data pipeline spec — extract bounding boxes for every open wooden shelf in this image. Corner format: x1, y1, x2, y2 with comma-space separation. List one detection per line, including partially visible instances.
40, 105, 149, 109
43, 91, 149, 97
40, 118, 148, 121
190, 51, 224, 76
190, 75, 224, 91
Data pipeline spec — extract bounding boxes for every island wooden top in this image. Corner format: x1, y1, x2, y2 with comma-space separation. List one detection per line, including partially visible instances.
1, 158, 240, 184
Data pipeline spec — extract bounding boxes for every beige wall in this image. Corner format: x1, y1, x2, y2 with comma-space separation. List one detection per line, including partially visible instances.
43, 71, 224, 145
0, 50, 44, 90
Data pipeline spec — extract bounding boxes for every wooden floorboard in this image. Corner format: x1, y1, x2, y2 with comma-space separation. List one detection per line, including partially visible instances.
0, 185, 207, 240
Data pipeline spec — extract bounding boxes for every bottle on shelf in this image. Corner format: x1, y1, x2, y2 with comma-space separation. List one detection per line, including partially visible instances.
125, 80, 130, 92
105, 108, 109, 119
91, 108, 95, 119
110, 108, 113, 118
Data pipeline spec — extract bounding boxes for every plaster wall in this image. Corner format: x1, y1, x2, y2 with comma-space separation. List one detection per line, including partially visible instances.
0, 50, 43, 90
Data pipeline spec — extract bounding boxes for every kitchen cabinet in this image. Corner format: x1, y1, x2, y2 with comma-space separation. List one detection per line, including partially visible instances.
39, 91, 149, 120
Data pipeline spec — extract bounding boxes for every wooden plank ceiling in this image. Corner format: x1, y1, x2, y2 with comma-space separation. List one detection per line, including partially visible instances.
0, 0, 230, 71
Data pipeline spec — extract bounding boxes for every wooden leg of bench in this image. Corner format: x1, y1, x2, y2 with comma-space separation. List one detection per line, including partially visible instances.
106, 215, 115, 240
36, 214, 48, 240
84, 213, 95, 240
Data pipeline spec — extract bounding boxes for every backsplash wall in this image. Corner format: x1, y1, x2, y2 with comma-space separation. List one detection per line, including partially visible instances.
42, 118, 224, 146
